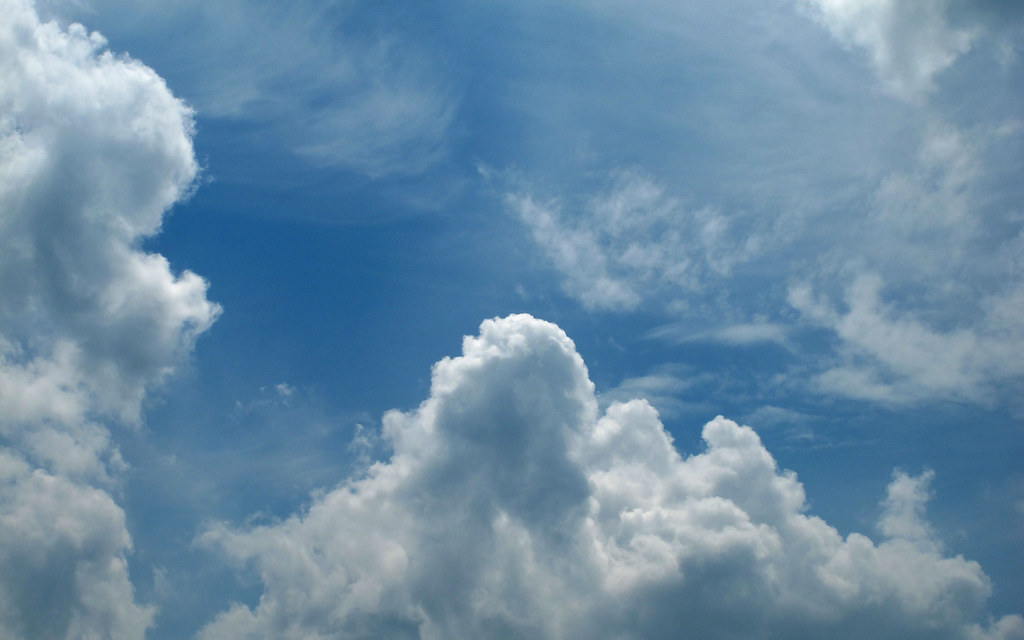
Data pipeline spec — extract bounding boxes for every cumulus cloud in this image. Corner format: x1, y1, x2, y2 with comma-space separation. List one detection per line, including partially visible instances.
200, 315, 1022, 640
0, 0, 218, 635
0, 0, 220, 426
798, 0, 977, 99
0, 451, 153, 639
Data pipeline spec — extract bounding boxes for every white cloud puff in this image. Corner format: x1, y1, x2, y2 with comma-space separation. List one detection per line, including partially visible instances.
799, 0, 976, 99
200, 314, 1022, 640
0, 0, 219, 636
0, 0, 219, 426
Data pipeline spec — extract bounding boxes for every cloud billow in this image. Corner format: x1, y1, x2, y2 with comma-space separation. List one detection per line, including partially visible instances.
0, 0, 218, 636
201, 314, 1023, 640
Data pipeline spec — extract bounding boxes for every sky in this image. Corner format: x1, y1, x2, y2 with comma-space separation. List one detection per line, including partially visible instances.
1, 0, 1023, 638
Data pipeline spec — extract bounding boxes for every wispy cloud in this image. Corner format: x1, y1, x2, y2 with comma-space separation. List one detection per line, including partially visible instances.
789, 273, 1024, 405
507, 116, 1023, 406
598, 367, 714, 419
797, 0, 977, 100
648, 321, 791, 347
58, 0, 457, 177
508, 170, 757, 312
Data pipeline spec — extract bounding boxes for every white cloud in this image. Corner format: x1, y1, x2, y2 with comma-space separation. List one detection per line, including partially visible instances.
598, 368, 709, 419
0, 0, 220, 426
798, 0, 977, 100
274, 382, 295, 399
0, 450, 153, 640
789, 272, 1024, 405
782, 119, 1024, 404
510, 113, 1023, 406
509, 171, 757, 311
865, 121, 981, 279
0, 0, 219, 635
648, 321, 790, 347
57, 0, 457, 177
878, 469, 937, 545
200, 314, 1022, 640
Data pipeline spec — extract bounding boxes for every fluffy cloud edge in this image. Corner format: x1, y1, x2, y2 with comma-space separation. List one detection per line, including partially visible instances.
198, 314, 1023, 640
0, 1, 219, 637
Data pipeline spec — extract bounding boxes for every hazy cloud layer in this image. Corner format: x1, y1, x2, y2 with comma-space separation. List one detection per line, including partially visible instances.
200, 315, 1022, 640
0, 0, 217, 636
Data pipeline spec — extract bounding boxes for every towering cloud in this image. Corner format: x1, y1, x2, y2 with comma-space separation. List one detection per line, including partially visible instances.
200, 314, 1022, 640
0, 0, 218, 636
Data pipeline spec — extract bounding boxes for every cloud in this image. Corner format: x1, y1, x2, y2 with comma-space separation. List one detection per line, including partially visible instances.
508, 110, 1023, 406
0, 451, 153, 639
508, 171, 756, 311
789, 272, 1024, 405
0, 0, 218, 635
0, 0, 220, 426
56, 0, 457, 177
648, 321, 790, 347
597, 368, 711, 420
798, 0, 977, 100
783, 120, 1024, 405
200, 314, 1022, 640
878, 469, 937, 544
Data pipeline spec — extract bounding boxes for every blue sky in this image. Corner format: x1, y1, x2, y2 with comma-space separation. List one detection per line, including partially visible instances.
2, 0, 1023, 638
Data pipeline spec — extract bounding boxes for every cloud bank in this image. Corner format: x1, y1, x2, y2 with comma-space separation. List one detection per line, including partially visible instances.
0, 0, 218, 636
200, 314, 1022, 640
